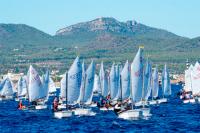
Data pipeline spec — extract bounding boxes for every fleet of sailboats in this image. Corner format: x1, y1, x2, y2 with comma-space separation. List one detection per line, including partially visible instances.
0, 47, 173, 120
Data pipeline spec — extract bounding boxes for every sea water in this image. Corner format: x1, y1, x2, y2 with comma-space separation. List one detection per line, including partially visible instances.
0, 84, 200, 132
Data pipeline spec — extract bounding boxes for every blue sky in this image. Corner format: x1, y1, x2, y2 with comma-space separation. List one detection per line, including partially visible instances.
0, 0, 199, 38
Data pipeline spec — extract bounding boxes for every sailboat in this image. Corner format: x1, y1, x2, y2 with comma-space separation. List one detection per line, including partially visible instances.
93, 74, 101, 94
15, 76, 28, 101
190, 62, 200, 103
109, 63, 119, 102
157, 64, 171, 104
74, 61, 96, 116
118, 47, 151, 120
27, 65, 48, 110
54, 56, 82, 118
182, 64, 194, 103
149, 66, 159, 105
0, 77, 14, 101
99, 61, 110, 111
143, 59, 152, 105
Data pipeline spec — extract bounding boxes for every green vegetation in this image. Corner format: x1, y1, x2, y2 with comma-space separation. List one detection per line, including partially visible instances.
0, 18, 199, 74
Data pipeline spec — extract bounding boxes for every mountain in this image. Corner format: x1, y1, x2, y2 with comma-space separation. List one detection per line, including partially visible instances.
0, 17, 199, 73
0, 24, 53, 48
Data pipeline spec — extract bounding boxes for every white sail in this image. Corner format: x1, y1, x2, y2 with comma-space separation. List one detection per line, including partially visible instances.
115, 65, 122, 100
93, 74, 101, 93
60, 73, 66, 98
49, 77, 56, 93
27, 65, 46, 102
77, 61, 86, 104
99, 62, 108, 97
184, 65, 193, 92
67, 56, 82, 104
79, 61, 95, 104
130, 48, 144, 103
0, 78, 14, 96
109, 63, 119, 100
143, 60, 152, 100
191, 62, 200, 95
17, 76, 27, 97
162, 64, 171, 96
120, 60, 130, 100
152, 66, 159, 98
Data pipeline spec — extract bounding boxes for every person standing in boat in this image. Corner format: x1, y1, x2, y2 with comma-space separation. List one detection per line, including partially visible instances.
53, 97, 59, 112
18, 100, 26, 110
114, 100, 122, 114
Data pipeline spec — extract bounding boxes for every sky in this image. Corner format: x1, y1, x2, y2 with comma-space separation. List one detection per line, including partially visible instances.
0, 0, 199, 38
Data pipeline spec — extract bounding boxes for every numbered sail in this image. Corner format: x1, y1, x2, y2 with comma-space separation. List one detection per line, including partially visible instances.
162, 64, 171, 96
17, 76, 27, 97
131, 48, 144, 102
99, 62, 108, 97
27, 65, 45, 102
143, 60, 152, 100
152, 66, 159, 98
120, 60, 130, 100
0, 78, 14, 96
67, 56, 82, 104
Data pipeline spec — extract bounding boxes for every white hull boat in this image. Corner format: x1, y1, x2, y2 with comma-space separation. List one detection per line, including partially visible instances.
35, 104, 48, 110
0, 96, 13, 101
157, 98, 167, 104
118, 109, 142, 120
89, 103, 97, 107
141, 108, 151, 117
183, 98, 195, 104
189, 98, 195, 103
73, 108, 96, 116
54, 110, 73, 119
100, 107, 114, 111
148, 100, 157, 105
58, 104, 67, 109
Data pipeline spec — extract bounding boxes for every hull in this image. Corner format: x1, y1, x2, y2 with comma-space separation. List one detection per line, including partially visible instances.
189, 98, 195, 103
118, 109, 142, 120
157, 98, 168, 104
0, 96, 13, 101
100, 107, 114, 111
141, 108, 151, 117
183, 99, 190, 104
58, 104, 66, 109
89, 103, 97, 107
35, 105, 48, 110
54, 110, 73, 119
148, 100, 157, 105
73, 108, 96, 116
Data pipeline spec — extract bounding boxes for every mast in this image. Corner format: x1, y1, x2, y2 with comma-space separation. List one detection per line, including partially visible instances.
66, 72, 68, 109
120, 75, 122, 102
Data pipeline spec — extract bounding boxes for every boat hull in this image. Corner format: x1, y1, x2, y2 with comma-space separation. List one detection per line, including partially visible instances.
157, 98, 168, 104
100, 107, 114, 111
35, 105, 48, 110
73, 108, 96, 116
118, 109, 142, 120
54, 110, 73, 119
149, 100, 157, 105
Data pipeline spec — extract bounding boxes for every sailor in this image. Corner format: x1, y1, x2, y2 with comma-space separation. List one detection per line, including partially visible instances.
18, 100, 26, 109
114, 101, 122, 114
53, 97, 59, 112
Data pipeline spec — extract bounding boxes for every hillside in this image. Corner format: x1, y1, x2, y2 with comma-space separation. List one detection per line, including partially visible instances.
0, 18, 199, 74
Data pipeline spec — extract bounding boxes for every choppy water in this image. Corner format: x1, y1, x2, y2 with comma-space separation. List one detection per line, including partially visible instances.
1, 84, 200, 133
